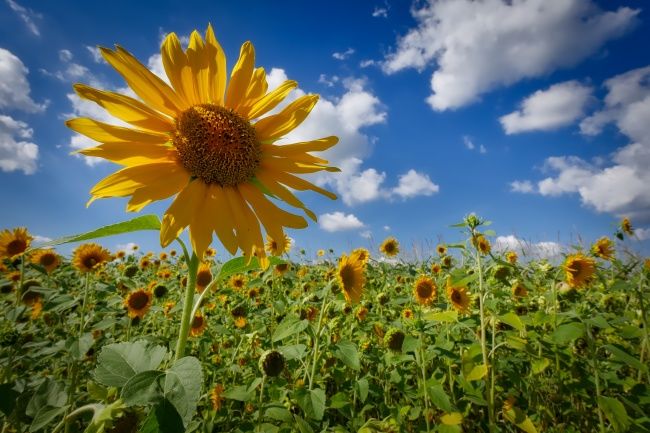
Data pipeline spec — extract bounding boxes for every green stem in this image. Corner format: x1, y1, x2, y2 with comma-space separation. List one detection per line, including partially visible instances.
308, 286, 330, 390
256, 375, 266, 431
174, 253, 199, 361
16, 255, 25, 308
588, 326, 606, 433
635, 274, 650, 382
78, 273, 91, 335
476, 242, 496, 431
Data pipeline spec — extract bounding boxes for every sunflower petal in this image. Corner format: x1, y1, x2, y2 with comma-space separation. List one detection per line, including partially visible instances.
240, 183, 307, 230
186, 30, 210, 103
267, 169, 338, 200
90, 162, 182, 198
261, 136, 338, 155
223, 186, 263, 260
255, 171, 318, 221
246, 80, 297, 120
161, 32, 194, 106
245, 67, 268, 103
204, 24, 227, 105
188, 183, 213, 258
225, 42, 255, 110
76, 143, 174, 166
262, 158, 339, 174
126, 170, 189, 212
254, 94, 319, 142
209, 186, 239, 255
101, 46, 187, 115
160, 180, 205, 247
66, 118, 170, 144
73, 84, 173, 132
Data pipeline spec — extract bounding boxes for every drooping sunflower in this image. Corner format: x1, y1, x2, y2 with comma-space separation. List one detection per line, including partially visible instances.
0, 227, 32, 259
196, 262, 213, 292
190, 313, 207, 337
31, 249, 61, 273
413, 275, 437, 305
379, 237, 399, 257
591, 237, 614, 260
66, 25, 339, 265
505, 251, 518, 265
564, 253, 595, 288
337, 252, 366, 304
124, 289, 152, 318
73, 243, 112, 273
265, 234, 291, 256
446, 278, 471, 314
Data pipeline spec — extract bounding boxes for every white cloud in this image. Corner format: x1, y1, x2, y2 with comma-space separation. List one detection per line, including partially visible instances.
86, 46, 105, 63
319, 212, 365, 232
58, 49, 73, 62
5, 0, 40, 36
116, 243, 138, 255
510, 180, 535, 194
634, 228, 650, 241
359, 60, 377, 68
500, 81, 593, 134
0, 114, 38, 174
383, 225, 390, 231
318, 74, 339, 88
463, 135, 487, 154
332, 48, 355, 61
494, 235, 563, 260
372, 6, 388, 18
332, 158, 388, 206
360, 230, 372, 239
0, 48, 47, 113
383, 0, 638, 111
33, 235, 52, 244
392, 169, 439, 199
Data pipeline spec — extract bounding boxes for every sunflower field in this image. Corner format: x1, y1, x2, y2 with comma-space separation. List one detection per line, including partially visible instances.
1, 214, 649, 433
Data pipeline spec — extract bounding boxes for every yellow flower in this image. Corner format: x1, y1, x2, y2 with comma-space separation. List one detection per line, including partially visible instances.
124, 289, 152, 318
157, 267, 172, 279
196, 262, 213, 292
402, 308, 414, 320
591, 237, 614, 260
355, 305, 368, 321
164, 301, 176, 316
73, 243, 111, 273
351, 248, 371, 265
379, 237, 399, 257
564, 253, 595, 288
205, 247, 216, 258
317, 249, 325, 258
159, 251, 168, 260
446, 278, 471, 314
505, 251, 518, 264
31, 249, 60, 273
139, 257, 151, 269
511, 281, 528, 298
413, 275, 437, 305
436, 244, 447, 256
274, 262, 290, 275
234, 316, 247, 328
66, 25, 339, 264
265, 234, 291, 256
229, 274, 246, 290
115, 250, 126, 259
210, 384, 225, 411
0, 227, 32, 259
190, 313, 207, 337
337, 252, 366, 304
31, 299, 43, 320
472, 234, 491, 255
621, 217, 633, 235
431, 263, 442, 274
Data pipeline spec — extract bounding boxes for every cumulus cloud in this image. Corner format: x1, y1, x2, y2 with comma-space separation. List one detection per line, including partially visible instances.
116, 243, 138, 255
372, 6, 388, 18
0, 114, 38, 174
510, 180, 535, 194
392, 169, 439, 199
634, 228, 650, 241
500, 81, 593, 134
332, 48, 355, 61
86, 46, 105, 63
5, 0, 41, 36
463, 135, 487, 154
319, 212, 365, 232
494, 235, 563, 260
0, 48, 47, 113
383, 0, 638, 111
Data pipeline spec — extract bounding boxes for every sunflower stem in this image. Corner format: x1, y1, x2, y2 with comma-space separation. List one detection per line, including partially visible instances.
256, 375, 266, 431
175, 253, 199, 361
635, 272, 650, 382
308, 285, 330, 391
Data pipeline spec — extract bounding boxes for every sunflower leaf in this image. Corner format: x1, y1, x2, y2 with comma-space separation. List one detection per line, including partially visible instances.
94, 341, 167, 387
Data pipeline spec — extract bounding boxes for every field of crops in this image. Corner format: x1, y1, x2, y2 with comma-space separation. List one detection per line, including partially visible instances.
1, 215, 649, 433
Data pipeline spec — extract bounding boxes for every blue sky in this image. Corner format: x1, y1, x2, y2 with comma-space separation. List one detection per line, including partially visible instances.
1, 0, 649, 259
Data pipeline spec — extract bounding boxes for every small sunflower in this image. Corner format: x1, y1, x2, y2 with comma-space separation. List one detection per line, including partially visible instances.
472, 234, 491, 255
0, 227, 32, 259
139, 257, 151, 269
413, 275, 437, 306
511, 281, 528, 298
190, 313, 207, 337
402, 308, 413, 320
505, 251, 518, 264
564, 253, 595, 288
205, 247, 217, 258
31, 249, 60, 273
229, 274, 246, 290
210, 384, 225, 411
159, 251, 168, 260
436, 244, 447, 256
67, 25, 339, 264
442, 255, 453, 268
157, 267, 172, 279
384, 328, 405, 352
265, 234, 291, 256
274, 262, 290, 275
317, 249, 325, 258
169, 249, 177, 257
124, 289, 152, 318
73, 243, 112, 273
351, 248, 371, 265
446, 278, 471, 314
115, 250, 126, 259
431, 263, 442, 274
379, 237, 399, 257
196, 262, 213, 292
355, 305, 368, 321
164, 301, 176, 316
337, 252, 366, 304
591, 237, 614, 260
621, 217, 633, 235
131, 244, 139, 251
234, 316, 247, 328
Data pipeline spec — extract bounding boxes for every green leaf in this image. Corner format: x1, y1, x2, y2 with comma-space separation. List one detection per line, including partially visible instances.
598, 396, 630, 433
29, 405, 68, 432
499, 313, 525, 332
428, 385, 453, 412
66, 333, 94, 360
604, 344, 648, 371
26, 380, 67, 417
278, 344, 307, 361
0, 383, 19, 416
138, 399, 185, 433
162, 356, 203, 427
357, 378, 369, 403
223, 385, 253, 402
335, 341, 360, 370
293, 414, 314, 433
265, 407, 292, 422
121, 371, 165, 406
94, 341, 167, 387
33, 215, 161, 250
272, 316, 308, 342
551, 322, 584, 344
329, 392, 350, 409
531, 358, 550, 375
503, 406, 538, 433
465, 364, 488, 381
218, 256, 285, 282
84, 400, 127, 433
423, 310, 458, 323
309, 388, 326, 421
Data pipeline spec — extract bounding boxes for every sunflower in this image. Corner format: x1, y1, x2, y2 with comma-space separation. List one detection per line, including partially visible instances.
265, 234, 291, 256
317, 249, 325, 258
446, 278, 471, 314
139, 257, 151, 269
621, 217, 633, 235
73, 243, 112, 273
402, 308, 414, 320
379, 237, 399, 257
205, 247, 216, 258
351, 248, 371, 265
124, 289, 152, 318
564, 253, 595, 288
157, 267, 172, 279
472, 234, 491, 255
31, 249, 60, 273
413, 275, 437, 305
164, 301, 176, 316
337, 252, 366, 304
159, 251, 168, 260
355, 305, 368, 321
591, 237, 614, 260
210, 384, 225, 411
229, 274, 246, 290
190, 313, 207, 337
169, 249, 177, 257
511, 281, 528, 298
431, 263, 442, 275
442, 255, 453, 268
436, 244, 447, 256
234, 316, 247, 328
115, 250, 126, 259
274, 262, 290, 275
67, 25, 339, 265
0, 227, 32, 259
505, 251, 518, 265
31, 299, 43, 320
196, 262, 213, 292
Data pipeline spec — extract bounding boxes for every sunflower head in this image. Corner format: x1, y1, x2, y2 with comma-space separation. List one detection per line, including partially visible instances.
259, 350, 285, 377
31, 249, 60, 273
402, 308, 413, 320
0, 228, 32, 259
190, 313, 207, 337
337, 252, 366, 304
505, 251, 518, 265
355, 305, 369, 321
68, 25, 339, 264
384, 328, 405, 352
446, 278, 471, 314
351, 248, 371, 265
436, 244, 447, 256
196, 262, 213, 292
511, 281, 528, 298
621, 217, 633, 235
563, 253, 595, 288
591, 237, 614, 260
317, 249, 326, 258
210, 384, 225, 411
124, 289, 152, 319
431, 263, 442, 275
205, 247, 216, 258
441, 255, 453, 269
229, 274, 246, 290
472, 235, 491, 255
159, 252, 168, 260
413, 275, 437, 306
265, 234, 291, 256
153, 284, 168, 299
274, 263, 290, 275
380, 237, 400, 257
73, 243, 112, 273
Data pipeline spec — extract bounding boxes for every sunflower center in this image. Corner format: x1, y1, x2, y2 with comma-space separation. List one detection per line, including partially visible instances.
83, 256, 98, 270
417, 282, 433, 298
451, 290, 461, 303
173, 104, 261, 186
129, 291, 150, 310
7, 240, 26, 256
339, 264, 356, 289
40, 254, 56, 267
192, 315, 204, 329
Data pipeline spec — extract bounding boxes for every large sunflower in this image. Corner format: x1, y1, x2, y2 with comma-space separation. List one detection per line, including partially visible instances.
337, 252, 366, 304
445, 278, 471, 314
73, 243, 112, 273
591, 237, 614, 260
0, 227, 32, 260
66, 25, 339, 264
413, 275, 437, 306
564, 253, 595, 288
31, 249, 61, 273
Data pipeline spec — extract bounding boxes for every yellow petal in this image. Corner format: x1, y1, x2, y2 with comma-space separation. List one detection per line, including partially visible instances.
126, 170, 189, 212
186, 30, 209, 103
245, 67, 268, 104
90, 162, 182, 198
246, 80, 297, 120
263, 152, 329, 165
261, 136, 338, 155
73, 84, 173, 132
188, 183, 213, 258
268, 169, 337, 200
160, 180, 205, 247
225, 42, 255, 110
240, 183, 307, 230
76, 143, 174, 166
205, 24, 227, 105
262, 158, 337, 174
208, 186, 239, 255
101, 46, 187, 116
161, 32, 194, 106
66, 118, 170, 144
223, 186, 263, 259
254, 94, 319, 142
255, 171, 317, 221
